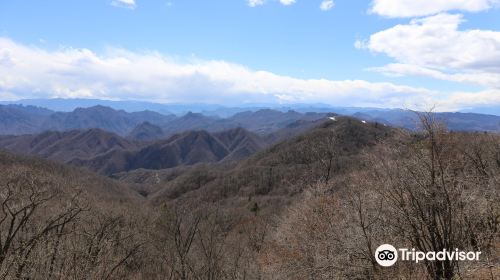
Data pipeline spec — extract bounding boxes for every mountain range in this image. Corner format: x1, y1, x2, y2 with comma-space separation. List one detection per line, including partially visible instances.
113, 115, 398, 202
4, 98, 500, 116
1, 99, 500, 181
1, 100, 498, 279
3, 99, 496, 203
0, 104, 329, 136
0, 104, 176, 135
0, 126, 272, 175
1, 100, 499, 138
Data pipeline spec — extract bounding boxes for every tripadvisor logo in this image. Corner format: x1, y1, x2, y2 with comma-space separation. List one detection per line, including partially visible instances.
374, 244, 481, 267
375, 244, 398, 267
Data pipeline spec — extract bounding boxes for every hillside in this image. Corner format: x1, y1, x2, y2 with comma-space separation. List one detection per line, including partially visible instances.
1, 115, 498, 280
0, 150, 155, 279
0, 104, 176, 136
213, 127, 267, 161
0, 128, 139, 163
0, 104, 54, 134
0, 150, 141, 201
229, 109, 326, 134
0, 125, 270, 175
160, 112, 221, 135
70, 127, 268, 175
110, 115, 499, 279
42, 105, 175, 135
128, 121, 165, 141
116, 116, 399, 205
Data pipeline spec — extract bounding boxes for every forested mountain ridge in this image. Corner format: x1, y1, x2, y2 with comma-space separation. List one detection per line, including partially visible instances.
0, 126, 270, 175
0, 107, 498, 279
2, 103, 500, 138
116, 116, 399, 204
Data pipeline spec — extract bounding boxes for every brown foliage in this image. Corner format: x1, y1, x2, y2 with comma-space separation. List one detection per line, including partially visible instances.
1, 115, 498, 279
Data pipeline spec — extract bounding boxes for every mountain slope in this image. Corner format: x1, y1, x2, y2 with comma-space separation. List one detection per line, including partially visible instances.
0, 125, 269, 176
0, 104, 54, 134
228, 109, 326, 134
115, 116, 399, 204
128, 121, 165, 141
0, 128, 138, 163
132, 130, 229, 169
160, 112, 236, 136
213, 127, 267, 161
0, 150, 140, 200
264, 114, 337, 144
71, 130, 232, 175
41, 105, 175, 135
72, 127, 268, 175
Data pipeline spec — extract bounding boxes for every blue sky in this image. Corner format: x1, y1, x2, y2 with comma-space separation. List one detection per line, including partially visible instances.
0, 0, 500, 111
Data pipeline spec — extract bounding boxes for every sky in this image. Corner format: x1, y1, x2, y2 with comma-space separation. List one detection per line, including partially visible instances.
0, 0, 500, 111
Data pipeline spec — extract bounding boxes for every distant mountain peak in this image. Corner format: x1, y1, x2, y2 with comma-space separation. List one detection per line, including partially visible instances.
182, 111, 207, 119
128, 122, 165, 141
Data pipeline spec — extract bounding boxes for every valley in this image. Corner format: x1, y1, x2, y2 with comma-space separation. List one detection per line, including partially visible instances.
0, 103, 498, 279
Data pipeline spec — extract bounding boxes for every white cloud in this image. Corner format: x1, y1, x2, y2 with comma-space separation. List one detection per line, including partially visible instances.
1, 37, 499, 111
247, 0, 265, 7
363, 13, 498, 70
370, 63, 500, 88
440, 89, 500, 111
111, 0, 136, 9
248, 0, 296, 7
370, 0, 498, 18
279, 0, 296, 5
0, 37, 452, 109
320, 0, 334, 11
359, 13, 500, 88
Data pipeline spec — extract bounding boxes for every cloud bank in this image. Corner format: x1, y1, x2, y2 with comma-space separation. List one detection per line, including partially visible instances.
0, 37, 498, 111
358, 13, 500, 89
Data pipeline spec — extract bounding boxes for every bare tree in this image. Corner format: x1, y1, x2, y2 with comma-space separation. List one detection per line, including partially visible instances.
0, 169, 84, 279
373, 113, 499, 279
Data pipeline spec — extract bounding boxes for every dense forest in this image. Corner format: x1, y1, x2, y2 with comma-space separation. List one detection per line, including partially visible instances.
0, 113, 498, 279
